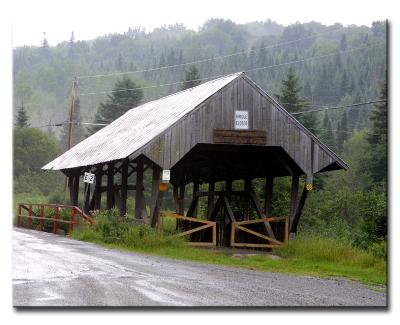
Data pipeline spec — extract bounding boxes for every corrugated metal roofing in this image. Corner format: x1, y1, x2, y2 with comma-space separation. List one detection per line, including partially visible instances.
42, 72, 243, 171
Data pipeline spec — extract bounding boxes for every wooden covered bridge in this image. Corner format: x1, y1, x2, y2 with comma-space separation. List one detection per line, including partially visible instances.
42, 72, 347, 247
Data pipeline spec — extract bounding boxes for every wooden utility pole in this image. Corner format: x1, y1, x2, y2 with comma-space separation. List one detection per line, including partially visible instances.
64, 78, 77, 192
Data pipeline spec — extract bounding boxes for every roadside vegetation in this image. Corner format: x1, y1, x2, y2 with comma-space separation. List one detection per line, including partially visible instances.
69, 209, 386, 286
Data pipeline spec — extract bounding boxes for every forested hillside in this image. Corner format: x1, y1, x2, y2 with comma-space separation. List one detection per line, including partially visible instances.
13, 19, 386, 149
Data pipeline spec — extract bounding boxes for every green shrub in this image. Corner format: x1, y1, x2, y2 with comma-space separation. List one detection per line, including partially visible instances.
368, 241, 387, 260
72, 209, 185, 250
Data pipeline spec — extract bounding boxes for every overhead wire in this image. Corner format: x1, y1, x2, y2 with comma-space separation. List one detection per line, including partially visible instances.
77, 41, 384, 97
76, 26, 346, 80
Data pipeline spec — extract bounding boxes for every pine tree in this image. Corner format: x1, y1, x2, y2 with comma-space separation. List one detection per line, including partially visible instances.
321, 112, 335, 149
15, 104, 30, 127
336, 111, 348, 152
89, 78, 143, 134
368, 81, 387, 145
181, 65, 201, 90
275, 66, 318, 131
367, 80, 387, 185
42, 32, 49, 48
68, 31, 75, 58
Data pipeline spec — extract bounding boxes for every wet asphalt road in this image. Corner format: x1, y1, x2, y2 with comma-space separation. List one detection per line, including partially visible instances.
12, 228, 387, 307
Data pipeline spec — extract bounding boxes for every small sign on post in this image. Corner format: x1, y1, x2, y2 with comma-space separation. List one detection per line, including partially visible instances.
234, 110, 249, 130
162, 170, 171, 183
83, 172, 95, 184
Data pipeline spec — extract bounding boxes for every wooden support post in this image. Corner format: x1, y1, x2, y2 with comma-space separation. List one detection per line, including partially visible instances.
173, 185, 179, 213
207, 180, 215, 219
192, 180, 199, 217
72, 174, 80, 206
290, 185, 309, 234
120, 159, 128, 217
135, 158, 144, 219
94, 167, 103, 209
244, 178, 252, 220
83, 183, 91, 214
290, 174, 299, 225
68, 175, 74, 205
178, 183, 185, 216
150, 189, 164, 228
264, 176, 274, 216
106, 162, 114, 210
150, 165, 161, 217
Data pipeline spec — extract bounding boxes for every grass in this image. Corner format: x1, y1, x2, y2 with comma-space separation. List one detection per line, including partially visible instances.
69, 212, 387, 286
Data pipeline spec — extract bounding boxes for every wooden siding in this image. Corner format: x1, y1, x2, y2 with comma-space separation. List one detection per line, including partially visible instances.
135, 74, 344, 174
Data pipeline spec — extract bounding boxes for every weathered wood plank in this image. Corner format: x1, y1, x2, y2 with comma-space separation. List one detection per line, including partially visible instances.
213, 129, 266, 145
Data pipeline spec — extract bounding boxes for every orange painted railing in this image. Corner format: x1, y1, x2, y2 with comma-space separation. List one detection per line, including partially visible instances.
16, 203, 95, 234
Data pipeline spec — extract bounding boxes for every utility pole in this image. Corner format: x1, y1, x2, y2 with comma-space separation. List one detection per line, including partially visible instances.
64, 78, 77, 192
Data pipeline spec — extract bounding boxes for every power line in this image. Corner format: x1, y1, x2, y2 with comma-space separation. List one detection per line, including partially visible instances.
79, 42, 384, 96
78, 41, 384, 97
308, 127, 387, 136
76, 26, 346, 80
291, 99, 386, 115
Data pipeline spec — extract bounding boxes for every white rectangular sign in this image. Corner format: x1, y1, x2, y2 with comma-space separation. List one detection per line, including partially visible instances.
234, 110, 249, 130
83, 172, 95, 184
162, 170, 171, 182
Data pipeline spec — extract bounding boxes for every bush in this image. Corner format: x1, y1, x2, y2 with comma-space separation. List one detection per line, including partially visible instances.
72, 209, 185, 250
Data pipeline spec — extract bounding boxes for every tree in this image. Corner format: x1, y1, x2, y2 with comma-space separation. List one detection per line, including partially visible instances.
182, 65, 201, 90
321, 111, 335, 149
336, 111, 348, 152
68, 31, 75, 58
13, 128, 60, 178
89, 78, 143, 134
367, 80, 387, 185
275, 66, 317, 131
15, 104, 30, 127
60, 97, 86, 149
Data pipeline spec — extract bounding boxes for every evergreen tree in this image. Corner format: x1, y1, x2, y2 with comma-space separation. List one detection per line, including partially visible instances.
182, 65, 201, 90
89, 78, 143, 134
340, 34, 347, 51
15, 104, 30, 127
336, 111, 348, 152
367, 80, 387, 185
42, 32, 49, 48
275, 66, 318, 131
68, 31, 75, 58
321, 112, 335, 149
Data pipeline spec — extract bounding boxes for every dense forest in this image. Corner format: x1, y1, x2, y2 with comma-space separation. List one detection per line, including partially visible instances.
13, 19, 387, 253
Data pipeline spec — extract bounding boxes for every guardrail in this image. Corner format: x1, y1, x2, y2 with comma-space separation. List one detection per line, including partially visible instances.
230, 216, 288, 248
16, 203, 95, 234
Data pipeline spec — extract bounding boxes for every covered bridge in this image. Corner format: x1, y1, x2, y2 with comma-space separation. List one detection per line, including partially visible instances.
43, 72, 347, 247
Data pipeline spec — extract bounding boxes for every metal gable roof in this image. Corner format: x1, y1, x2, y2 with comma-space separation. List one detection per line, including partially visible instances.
42, 72, 243, 171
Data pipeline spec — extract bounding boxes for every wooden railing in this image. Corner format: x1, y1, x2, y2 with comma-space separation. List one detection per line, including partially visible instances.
16, 203, 95, 234
160, 212, 217, 246
230, 216, 289, 248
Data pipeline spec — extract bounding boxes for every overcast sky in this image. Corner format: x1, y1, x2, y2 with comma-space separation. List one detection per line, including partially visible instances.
8, 0, 391, 47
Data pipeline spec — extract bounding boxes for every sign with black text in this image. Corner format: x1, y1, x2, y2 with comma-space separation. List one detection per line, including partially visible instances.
234, 110, 249, 130
83, 172, 95, 184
